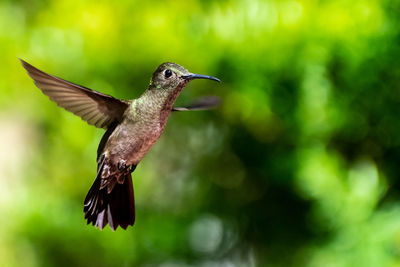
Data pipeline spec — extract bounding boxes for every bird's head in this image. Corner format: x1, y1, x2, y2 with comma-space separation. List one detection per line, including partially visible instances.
149, 62, 220, 92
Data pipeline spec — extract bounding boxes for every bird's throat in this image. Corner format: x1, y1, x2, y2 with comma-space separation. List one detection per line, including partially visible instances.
134, 82, 188, 124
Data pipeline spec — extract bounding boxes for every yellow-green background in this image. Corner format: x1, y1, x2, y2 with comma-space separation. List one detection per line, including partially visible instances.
1, 0, 400, 266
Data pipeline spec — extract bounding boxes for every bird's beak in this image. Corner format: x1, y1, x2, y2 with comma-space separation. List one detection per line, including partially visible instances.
182, 73, 220, 82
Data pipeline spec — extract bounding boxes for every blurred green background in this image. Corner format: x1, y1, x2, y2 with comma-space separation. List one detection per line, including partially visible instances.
1, 0, 400, 266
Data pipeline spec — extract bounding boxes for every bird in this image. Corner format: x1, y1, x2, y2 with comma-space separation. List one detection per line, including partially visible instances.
20, 59, 220, 230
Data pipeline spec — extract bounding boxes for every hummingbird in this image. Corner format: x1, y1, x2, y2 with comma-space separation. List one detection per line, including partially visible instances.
20, 59, 220, 230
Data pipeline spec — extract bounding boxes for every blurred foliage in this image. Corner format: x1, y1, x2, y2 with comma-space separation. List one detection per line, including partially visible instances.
0, 0, 400, 266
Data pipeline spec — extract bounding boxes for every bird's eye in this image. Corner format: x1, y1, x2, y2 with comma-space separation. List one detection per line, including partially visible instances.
164, 69, 172, 78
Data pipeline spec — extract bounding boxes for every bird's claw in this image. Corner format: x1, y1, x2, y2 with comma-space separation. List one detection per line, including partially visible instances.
118, 160, 127, 171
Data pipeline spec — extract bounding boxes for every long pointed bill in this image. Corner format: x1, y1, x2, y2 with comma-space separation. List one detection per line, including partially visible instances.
182, 73, 220, 82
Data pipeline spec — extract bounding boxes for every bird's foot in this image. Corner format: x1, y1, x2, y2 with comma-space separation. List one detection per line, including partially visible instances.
118, 160, 127, 171
118, 160, 136, 174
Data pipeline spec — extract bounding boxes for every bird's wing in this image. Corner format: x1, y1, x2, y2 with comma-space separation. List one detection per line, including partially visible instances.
172, 96, 221, 111
20, 59, 130, 129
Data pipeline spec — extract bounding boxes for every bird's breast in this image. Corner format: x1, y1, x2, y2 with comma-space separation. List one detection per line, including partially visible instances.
104, 117, 167, 166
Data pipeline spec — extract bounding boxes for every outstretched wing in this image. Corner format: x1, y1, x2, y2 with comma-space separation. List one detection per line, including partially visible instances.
172, 96, 221, 111
20, 59, 130, 129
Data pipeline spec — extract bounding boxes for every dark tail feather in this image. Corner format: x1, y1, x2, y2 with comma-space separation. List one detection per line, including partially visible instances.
108, 174, 135, 229
84, 161, 135, 230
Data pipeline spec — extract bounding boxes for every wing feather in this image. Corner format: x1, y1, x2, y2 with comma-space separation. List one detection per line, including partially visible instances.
21, 59, 130, 129
172, 96, 221, 111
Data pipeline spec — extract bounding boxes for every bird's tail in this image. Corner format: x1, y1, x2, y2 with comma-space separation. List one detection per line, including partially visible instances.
83, 157, 135, 230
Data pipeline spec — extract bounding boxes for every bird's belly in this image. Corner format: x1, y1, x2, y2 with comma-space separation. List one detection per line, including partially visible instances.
104, 121, 165, 166
126, 131, 162, 165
